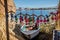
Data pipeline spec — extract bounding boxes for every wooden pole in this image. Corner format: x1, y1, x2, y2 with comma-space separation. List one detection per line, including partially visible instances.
4, 0, 9, 40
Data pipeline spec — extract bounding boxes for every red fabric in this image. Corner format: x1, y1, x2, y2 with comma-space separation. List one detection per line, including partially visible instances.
39, 20, 43, 22
36, 20, 39, 25
26, 18, 29, 22
51, 16, 58, 21
25, 18, 29, 25
43, 19, 47, 23
51, 17, 53, 20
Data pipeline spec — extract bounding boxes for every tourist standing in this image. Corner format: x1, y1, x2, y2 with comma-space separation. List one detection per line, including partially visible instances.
19, 15, 23, 24
15, 15, 18, 23
36, 17, 40, 26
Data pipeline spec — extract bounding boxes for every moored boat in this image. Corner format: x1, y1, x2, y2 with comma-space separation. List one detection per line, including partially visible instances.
20, 25, 40, 39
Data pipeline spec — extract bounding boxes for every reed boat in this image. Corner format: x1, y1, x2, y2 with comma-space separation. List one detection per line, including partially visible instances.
20, 25, 40, 39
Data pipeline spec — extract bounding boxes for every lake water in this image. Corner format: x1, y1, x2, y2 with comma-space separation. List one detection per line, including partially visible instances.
15, 10, 57, 18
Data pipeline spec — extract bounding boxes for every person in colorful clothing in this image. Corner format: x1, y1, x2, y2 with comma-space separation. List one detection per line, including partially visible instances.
50, 12, 57, 27
15, 15, 18, 23
43, 17, 47, 24
11, 13, 13, 22
39, 16, 43, 24
51, 14, 57, 23
36, 17, 40, 26
24, 16, 29, 25
19, 15, 23, 23
46, 15, 50, 22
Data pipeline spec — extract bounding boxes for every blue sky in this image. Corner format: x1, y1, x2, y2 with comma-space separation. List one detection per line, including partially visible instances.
14, 0, 58, 9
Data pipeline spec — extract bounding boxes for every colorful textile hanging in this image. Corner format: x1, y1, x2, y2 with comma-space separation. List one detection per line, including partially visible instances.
39, 17, 43, 23
39, 19, 43, 23
39, 16, 43, 23
51, 15, 57, 21
50, 12, 58, 21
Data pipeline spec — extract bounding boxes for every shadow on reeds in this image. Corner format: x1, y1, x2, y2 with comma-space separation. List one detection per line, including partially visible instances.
13, 24, 25, 40
13, 24, 21, 35
0, 0, 5, 7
